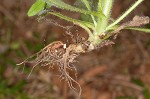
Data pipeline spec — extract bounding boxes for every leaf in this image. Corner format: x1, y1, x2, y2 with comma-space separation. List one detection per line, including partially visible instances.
48, 11, 93, 36
81, 14, 93, 23
98, 0, 102, 13
75, 0, 99, 11
48, 11, 94, 29
27, 0, 46, 17
81, 0, 91, 10
81, 0, 98, 25
125, 27, 150, 33
44, 0, 100, 16
74, 0, 86, 9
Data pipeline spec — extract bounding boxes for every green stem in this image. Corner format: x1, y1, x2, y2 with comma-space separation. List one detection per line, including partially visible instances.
95, 0, 113, 35
106, 0, 144, 31
89, 0, 113, 45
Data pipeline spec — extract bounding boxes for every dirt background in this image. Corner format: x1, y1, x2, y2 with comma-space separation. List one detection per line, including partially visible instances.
0, 0, 150, 99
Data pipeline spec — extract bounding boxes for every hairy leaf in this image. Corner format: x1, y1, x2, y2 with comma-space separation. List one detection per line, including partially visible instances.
27, 0, 46, 16
48, 11, 94, 29
81, 14, 93, 23
44, 0, 100, 16
81, 0, 91, 10
126, 27, 150, 33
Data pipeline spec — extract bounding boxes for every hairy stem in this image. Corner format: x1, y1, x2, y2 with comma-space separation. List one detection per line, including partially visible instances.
95, 0, 113, 35
89, 0, 113, 45
106, 0, 144, 31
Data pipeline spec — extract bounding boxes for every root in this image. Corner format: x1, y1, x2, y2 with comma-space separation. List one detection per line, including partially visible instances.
61, 44, 82, 96
17, 41, 85, 96
17, 38, 114, 96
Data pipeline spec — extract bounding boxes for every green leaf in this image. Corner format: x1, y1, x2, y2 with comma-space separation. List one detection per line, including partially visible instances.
81, 0, 97, 25
48, 11, 94, 29
44, 0, 100, 16
74, 0, 87, 10
27, 0, 46, 17
98, 0, 102, 13
125, 27, 150, 33
81, 0, 91, 10
48, 11, 93, 36
81, 14, 93, 23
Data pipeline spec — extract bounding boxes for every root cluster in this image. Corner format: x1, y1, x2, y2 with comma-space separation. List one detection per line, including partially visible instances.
17, 41, 89, 96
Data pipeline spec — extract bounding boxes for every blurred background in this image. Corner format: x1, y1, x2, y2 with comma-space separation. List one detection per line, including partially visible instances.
1, 0, 150, 99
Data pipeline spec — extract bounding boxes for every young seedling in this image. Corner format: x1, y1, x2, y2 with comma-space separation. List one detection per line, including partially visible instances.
18, 0, 150, 97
